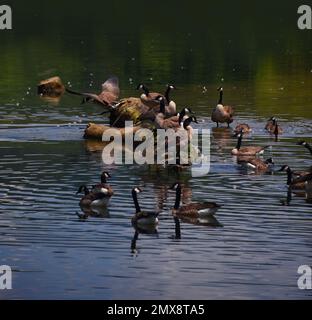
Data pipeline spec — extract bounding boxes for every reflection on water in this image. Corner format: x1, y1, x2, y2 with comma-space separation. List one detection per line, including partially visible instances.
0, 1, 312, 299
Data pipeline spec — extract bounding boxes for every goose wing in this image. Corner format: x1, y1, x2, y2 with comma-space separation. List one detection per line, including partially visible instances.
66, 88, 110, 106
102, 77, 120, 97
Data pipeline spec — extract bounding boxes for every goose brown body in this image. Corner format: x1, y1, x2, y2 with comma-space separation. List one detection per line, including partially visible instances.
232, 132, 270, 156
240, 158, 274, 171
76, 185, 111, 207
266, 117, 283, 136
171, 183, 221, 218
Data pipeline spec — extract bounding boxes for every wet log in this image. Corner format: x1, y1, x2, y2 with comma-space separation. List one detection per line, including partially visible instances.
83, 123, 143, 140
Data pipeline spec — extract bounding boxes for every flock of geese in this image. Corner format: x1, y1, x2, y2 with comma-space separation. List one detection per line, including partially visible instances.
60, 76, 312, 239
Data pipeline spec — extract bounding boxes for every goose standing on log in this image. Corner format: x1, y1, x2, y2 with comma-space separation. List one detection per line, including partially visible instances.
211, 87, 234, 127
164, 84, 177, 114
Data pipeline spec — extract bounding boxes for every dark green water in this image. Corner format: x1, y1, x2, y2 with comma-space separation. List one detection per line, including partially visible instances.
0, 1, 312, 299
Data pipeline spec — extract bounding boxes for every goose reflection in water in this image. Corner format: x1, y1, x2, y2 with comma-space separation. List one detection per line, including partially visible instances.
76, 206, 110, 220
171, 215, 223, 240
131, 225, 159, 255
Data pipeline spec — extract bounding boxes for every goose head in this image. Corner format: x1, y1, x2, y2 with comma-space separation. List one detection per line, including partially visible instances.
167, 84, 177, 91
170, 183, 181, 190
137, 84, 149, 97
132, 187, 143, 194
100, 171, 111, 183
265, 158, 274, 165
297, 141, 307, 146
278, 165, 291, 173
183, 116, 198, 130
76, 185, 89, 195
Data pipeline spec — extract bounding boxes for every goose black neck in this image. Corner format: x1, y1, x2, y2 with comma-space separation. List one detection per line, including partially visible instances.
305, 143, 312, 155
159, 98, 166, 114
165, 86, 171, 104
178, 109, 186, 124
174, 217, 181, 239
218, 90, 223, 105
132, 190, 141, 213
286, 168, 292, 185
183, 118, 192, 130
274, 122, 279, 136
143, 85, 149, 96
101, 176, 107, 183
236, 135, 243, 150
174, 186, 182, 210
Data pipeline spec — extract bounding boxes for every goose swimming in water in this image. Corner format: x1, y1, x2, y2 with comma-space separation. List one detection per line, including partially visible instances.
91, 171, 114, 196
232, 131, 270, 156
131, 187, 159, 226
76, 185, 111, 207
170, 183, 221, 218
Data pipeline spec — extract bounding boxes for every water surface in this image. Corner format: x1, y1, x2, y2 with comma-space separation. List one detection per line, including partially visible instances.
0, 1, 312, 300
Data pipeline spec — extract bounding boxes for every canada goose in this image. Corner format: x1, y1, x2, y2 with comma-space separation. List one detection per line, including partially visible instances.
131, 187, 159, 226
211, 87, 234, 127
164, 84, 177, 114
234, 124, 252, 135
154, 96, 180, 130
278, 165, 307, 190
91, 171, 114, 196
232, 131, 270, 156
170, 183, 221, 218
137, 84, 164, 108
137, 84, 177, 114
265, 117, 283, 136
240, 158, 274, 171
297, 141, 312, 155
182, 116, 198, 140
66, 76, 120, 107
154, 96, 194, 130
76, 185, 111, 207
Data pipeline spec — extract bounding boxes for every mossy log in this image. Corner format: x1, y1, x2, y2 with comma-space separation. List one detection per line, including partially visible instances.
84, 122, 143, 140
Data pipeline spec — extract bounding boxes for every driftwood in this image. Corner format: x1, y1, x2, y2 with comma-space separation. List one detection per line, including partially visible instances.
84, 122, 142, 140
37, 76, 65, 97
